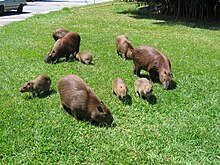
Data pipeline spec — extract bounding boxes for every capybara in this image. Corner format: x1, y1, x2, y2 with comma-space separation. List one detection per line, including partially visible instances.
134, 78, 153, 98
116, 35, 134, 60
20, 75, 51, 97
44, 32, 81, 63
58, 74, 113, 125
52, 28, 69, 41
132, 45, 172, 89
112, 78, 128, 100
76, 52, 93, 65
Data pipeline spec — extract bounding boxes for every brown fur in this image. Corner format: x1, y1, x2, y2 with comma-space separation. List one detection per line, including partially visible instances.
44, 32, 81, 63
20, 75, 51, 97
116, 35, 134, 60
76, 52, 93, 65
132, 45, 172, 89
112, 78, 128, 100
134, 78, 153, 98
58, 74, 113, 125
52, 29, 69, 41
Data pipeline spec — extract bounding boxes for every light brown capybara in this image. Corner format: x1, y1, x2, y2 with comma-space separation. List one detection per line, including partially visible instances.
58, 74, 113, 126
112, 78, 128, 100
132, 45, 172, 89
20, 75, 51, 97
116, 35, 134, 60
134, 78, 153, 98
76, 52, 93, 65
44, 32, 81, 63
52, 29, 69, 41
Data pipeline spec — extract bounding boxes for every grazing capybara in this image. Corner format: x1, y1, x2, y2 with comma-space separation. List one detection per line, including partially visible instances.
134, 78, 153, 98
132, 45, 172, 89
44, 32, 81, 63
20, 75, 51, 97
58, 74, 113, 126
52, 28, 69, 41
76, 52, 93, 65
112, 78, 128, 100
116, 35, 134, 60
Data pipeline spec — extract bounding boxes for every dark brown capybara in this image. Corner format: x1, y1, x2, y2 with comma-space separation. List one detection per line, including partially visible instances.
58, 74, 113, 126
20, 75, 51, 97
134, 78, 153, 98
44, 32, 81, 63
112, 78, 128, 100
76, 52, 93, 65
116, 35, 134, 60
52, 29, 69, 41
132, 45, 172, 89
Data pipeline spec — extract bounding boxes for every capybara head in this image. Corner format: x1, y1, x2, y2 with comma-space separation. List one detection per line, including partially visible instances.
117, 85, 128, 100
90, 101, 113, 126
44, 49, 58, 63
20, 82, 34, 93
159, 69, 172, 89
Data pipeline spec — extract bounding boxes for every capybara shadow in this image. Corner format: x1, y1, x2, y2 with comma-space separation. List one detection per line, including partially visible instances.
167, 80, 177, 90
121, 94, 132, 105
143, 94, 157, 105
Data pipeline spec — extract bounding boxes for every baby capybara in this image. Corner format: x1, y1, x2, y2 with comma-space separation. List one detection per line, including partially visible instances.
58, 74, 113, 126
134, 78, 153, 98
44, 32, 81, 63
20, 75, 51, 97
52, 28, 69, 41
76, 52, 93, 65
112, 78, 128, 100
132, 45, 172, 89
116, 35, 134, 60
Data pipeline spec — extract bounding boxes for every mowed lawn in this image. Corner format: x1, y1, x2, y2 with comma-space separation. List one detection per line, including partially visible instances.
0, 2, 219, 164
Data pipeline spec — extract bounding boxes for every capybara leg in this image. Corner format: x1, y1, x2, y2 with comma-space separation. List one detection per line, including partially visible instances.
66, 54, 70, 62
149, 70, 159, 82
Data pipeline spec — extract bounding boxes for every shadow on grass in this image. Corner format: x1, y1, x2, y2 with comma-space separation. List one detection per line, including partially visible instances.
117, 8, 220, 30
143, 94, 157, 105
121, 94, 132, 105
62, 105, 115, 128
24, 89, 56, 100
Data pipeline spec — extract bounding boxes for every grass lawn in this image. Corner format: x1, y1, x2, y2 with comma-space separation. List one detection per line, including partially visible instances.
0, 2, 219, 164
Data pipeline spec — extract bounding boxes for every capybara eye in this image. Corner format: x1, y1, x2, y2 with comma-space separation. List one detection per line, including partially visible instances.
164, 71, 167, 75
27, 82, 30, 85
97, 106, 104, 113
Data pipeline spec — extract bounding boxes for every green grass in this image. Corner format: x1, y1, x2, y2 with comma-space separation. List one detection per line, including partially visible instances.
0, 2, 220, 164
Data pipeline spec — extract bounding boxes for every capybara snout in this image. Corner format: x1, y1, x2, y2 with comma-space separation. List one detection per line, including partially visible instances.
159, 69, 172, 89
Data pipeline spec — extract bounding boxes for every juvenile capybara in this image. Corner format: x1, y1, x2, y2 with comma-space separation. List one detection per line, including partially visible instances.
112, 78, 128, 100
20, 75, 51, 97
116, 35, 134, 60
134, 78, 153, 98
44, 32, 81, 63
76, 52, 93, 65
132, 45, 172, 89
52, 28, 69, 41
58, 74, 113, 126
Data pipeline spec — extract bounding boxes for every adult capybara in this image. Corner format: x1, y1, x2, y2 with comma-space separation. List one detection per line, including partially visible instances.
52, 28, 69, 41
112, 78, 128, 100
76, 52, 93, 65
116, 35, 134, 60
132, 45, 172, 89
134, 78, 153, 98
44, 32, 81, 63
58, 74, 113, 126
20, 75, 51, 97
